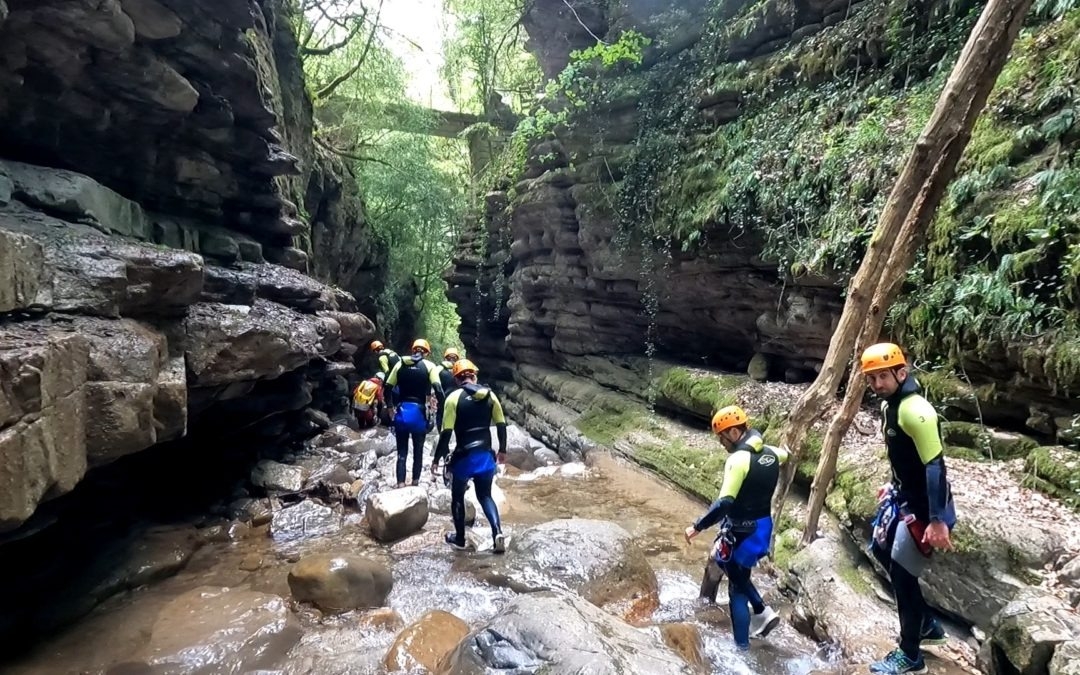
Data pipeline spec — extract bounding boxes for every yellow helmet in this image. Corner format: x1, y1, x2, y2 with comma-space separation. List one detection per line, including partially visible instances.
411, 338, 431, 354
444, 347, 460, 360
860, 343, 906, 373
711, 405, 749, 434
452, 359, 478, 378
369, 340, 384, 352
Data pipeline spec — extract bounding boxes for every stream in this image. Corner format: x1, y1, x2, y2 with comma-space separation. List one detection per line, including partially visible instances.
4, 425, 837, 675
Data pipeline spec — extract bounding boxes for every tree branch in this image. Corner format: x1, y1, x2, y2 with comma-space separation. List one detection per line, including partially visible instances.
301, 9, 367, 56
314, 0, 384, 100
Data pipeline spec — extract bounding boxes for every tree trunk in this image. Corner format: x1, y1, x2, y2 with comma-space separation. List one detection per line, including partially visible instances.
771, 0, 1036, 535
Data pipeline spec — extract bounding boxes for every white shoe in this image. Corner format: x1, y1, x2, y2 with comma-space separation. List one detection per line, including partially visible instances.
493, 533, 507, 554
749, 606, 780, 639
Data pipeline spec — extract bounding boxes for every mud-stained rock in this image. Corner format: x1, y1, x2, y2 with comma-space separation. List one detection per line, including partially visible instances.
251, 459, 305, 493
365, 487, 429, 542
784, 535, 897, 662
117, 587, 301, 673
658, 623, 708, 673
383, 609, 470, 673
977, 588, 1080, 675
359, 607, 405, 632
287, 553, 393, 611
471, 518, 658, 618
442, 591, 693, 674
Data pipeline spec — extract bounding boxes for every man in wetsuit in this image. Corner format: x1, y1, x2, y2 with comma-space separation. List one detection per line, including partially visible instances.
862, 343, 955, 675
370, 340, 400, 377
433, 359, 507, 553
385, 339, 444, 488
437, 347, 461, 395
684, 405, 784, 650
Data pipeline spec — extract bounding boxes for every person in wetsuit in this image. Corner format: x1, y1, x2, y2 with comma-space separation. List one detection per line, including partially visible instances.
684, 405, 785, 650
385, 339, 444, 488
370, 340, 400, 377
862, 343, 955, 675
432, 359, 507, 553
437, 347, 461, 395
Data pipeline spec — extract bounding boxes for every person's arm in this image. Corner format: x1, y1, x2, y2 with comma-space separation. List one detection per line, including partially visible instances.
693, 452, 750, 532
898, 396, 950, 521
384, 362, 401, 406
379, 353, 389, 373
491, 393, 508, 461
773, 445, 791, 465
433, 390, 460, 467
427, 361, 445, 425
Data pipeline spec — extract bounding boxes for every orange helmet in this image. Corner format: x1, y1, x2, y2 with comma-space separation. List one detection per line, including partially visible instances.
370, 340, 384, 352
452, 359, 478, 378
711, 405, 749, 434
444, 347, 460, 360
860, 343, 906, 373
411, 338, 431, 354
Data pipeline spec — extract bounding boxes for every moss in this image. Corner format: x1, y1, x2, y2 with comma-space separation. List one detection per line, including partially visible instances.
1022, 446, 1080, 508
837, 560, 873, 596
654, 367, 741, 420
575, 404, 644, 446
772, 528, 801, 572
950, 520, 982, 555
629, 438, 727, 503
942, 421, 1040, 460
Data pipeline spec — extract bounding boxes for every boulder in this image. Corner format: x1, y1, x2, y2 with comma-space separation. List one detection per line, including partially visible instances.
472, 518, 658, 618
431, 488, 477, 523
383, 610, 470, 673
365, 487, 429, 542
251, 460, 304, 493
658, 623, 708, 673
1050, 641, 1080, 675
359, 607, 406, 632
121, 587, 301, 673
0, 229, 46, 312
287, 553, 393, 611
441, 591, 693, 674
534, 447, 562, 466
748, 352, 770, 381
977, 588, 1080, 675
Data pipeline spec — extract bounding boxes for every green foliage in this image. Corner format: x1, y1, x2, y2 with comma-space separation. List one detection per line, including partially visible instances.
289, 0, 465, 345
654, 367, 740, 420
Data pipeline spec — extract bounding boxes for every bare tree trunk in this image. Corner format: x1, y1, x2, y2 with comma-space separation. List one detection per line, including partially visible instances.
771, 0, 1036, 538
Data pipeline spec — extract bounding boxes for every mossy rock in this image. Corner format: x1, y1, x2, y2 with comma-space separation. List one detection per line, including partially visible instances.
653, 367, 741, 421
625, 439, 726, 503
1022, 446, 1080, 508
943, 421, 1039, 460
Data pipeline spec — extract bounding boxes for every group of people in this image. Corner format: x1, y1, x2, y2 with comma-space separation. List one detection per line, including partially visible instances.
684, 342, 955, 675
353, 338, 508, 554
354, 338, 953, 673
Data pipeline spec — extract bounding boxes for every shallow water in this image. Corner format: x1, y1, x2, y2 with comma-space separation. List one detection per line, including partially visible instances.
5, 433, 836, 675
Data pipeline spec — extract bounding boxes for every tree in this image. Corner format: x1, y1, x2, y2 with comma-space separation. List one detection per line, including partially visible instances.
776, 0, 1039, 545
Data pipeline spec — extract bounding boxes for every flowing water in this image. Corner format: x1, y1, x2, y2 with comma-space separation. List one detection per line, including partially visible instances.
4, 430, 837, 675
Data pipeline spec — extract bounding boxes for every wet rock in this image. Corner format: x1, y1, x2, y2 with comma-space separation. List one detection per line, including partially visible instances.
431, 488, 477, 523
375, 440, 396, 458
229, 497, 275, 526
117, 587, 301, 673
505, 444, 540, 471
336, 438, 367, 455
251, 459, 304, 492
1051, 641, 1080, 675
0, 229, 46, 312
383, 609, 470, 673
303, 461, 351, 491
239, 554, 263, 571
977, 588, 1080, 675
475, 518, 658, 617
658, 623, 707, 673
287, 553, 393, 611
314, 424, 356, 448
365, 487, 429, 542
360, 607, 405, 632
270, 500, 341, 542
534, 447, 562, 466
442, 591, 693, 674
784, 536, 897, 662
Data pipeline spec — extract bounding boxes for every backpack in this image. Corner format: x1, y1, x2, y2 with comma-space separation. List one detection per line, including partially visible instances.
353, 380, 379, 410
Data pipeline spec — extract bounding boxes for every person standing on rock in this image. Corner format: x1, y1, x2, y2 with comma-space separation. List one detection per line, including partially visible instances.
370, 340, 400, 378
386, 339, 444, 488
861, 343, 956, 675
352, 372, 386, 429
433, 359, 508, 554
684, 405, 784, 650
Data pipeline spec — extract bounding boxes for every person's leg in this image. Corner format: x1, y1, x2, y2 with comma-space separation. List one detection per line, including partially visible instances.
724, 562, 753, 649
410, 432, 425, 484
891, 560, 926, 660
394, 427, 408, 486
472, 470, 501, 538
449, 474, 469, 546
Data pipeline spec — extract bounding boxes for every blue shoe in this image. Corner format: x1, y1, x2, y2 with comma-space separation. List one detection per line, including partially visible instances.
869, 648, 927, 674
920, 617, 947, 646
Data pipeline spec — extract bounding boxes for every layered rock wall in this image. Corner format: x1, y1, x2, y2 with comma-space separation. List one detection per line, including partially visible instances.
448, 0, 1080, 441
0, 0, 385, 533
